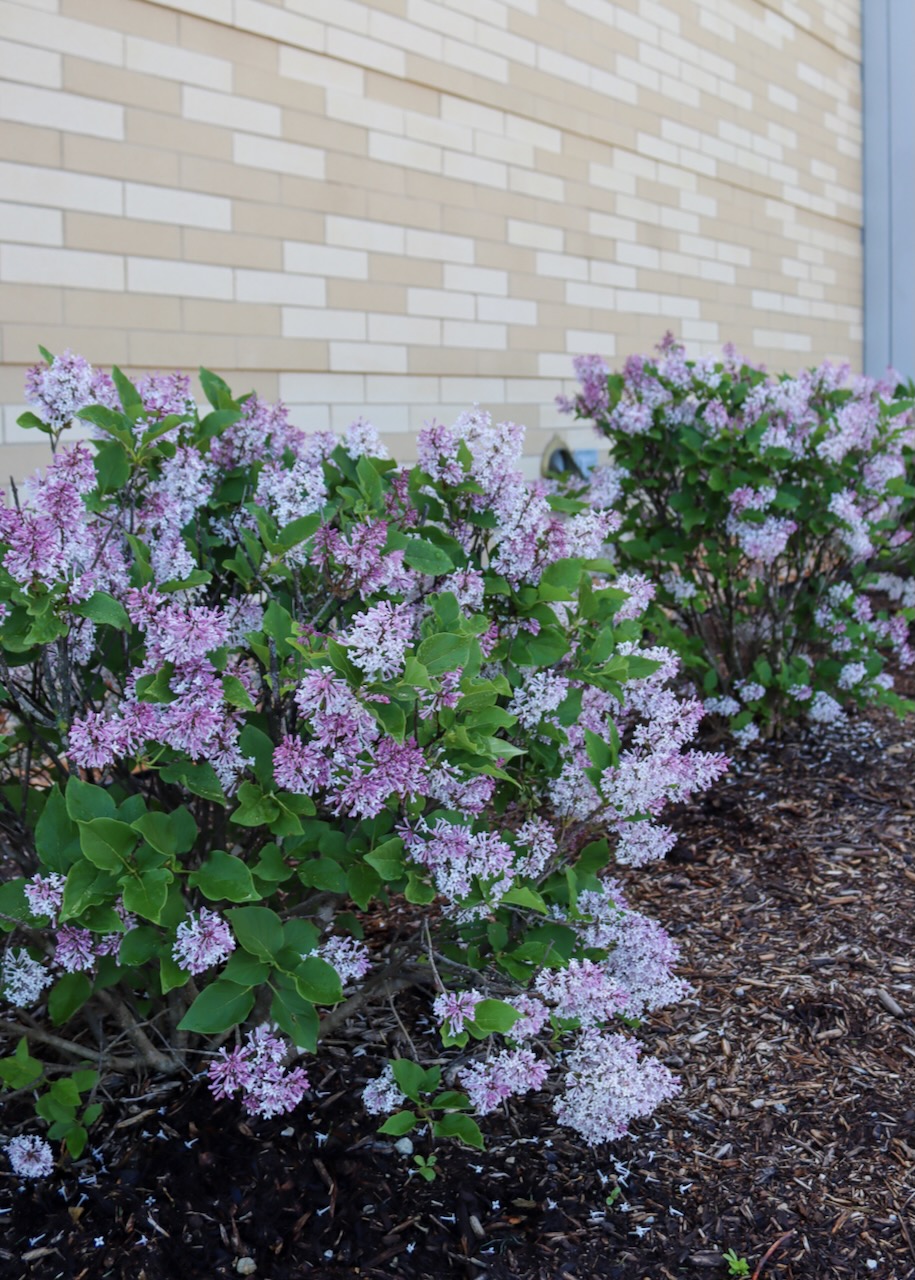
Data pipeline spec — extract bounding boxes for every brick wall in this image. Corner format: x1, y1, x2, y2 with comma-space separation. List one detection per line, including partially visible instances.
0, 0, 862, 476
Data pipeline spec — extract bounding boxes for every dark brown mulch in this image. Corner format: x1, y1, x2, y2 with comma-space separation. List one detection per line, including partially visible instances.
2, 705, 915, 1280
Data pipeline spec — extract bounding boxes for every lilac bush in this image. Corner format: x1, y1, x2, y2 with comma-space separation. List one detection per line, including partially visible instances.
0, 348, 726, 1172
560, 335, 915, 741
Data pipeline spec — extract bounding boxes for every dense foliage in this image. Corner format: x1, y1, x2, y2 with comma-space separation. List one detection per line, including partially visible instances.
0, 349, 726, 1177
560, 335, 915, 743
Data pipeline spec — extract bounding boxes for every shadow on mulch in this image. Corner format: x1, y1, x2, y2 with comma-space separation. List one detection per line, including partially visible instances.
2, 702, 915, 1280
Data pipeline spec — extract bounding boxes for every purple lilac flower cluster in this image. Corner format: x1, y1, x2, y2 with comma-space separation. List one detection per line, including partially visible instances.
207, 1025, 309, 1118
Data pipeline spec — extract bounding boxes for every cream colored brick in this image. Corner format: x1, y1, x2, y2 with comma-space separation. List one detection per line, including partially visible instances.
64, 135, 179, 186
234, 133, 324, 179
443, 151, 507, 188
408, 0, 474, 42
282, 308, 366, 340
566, 281, 616, 311
0, 82, 124, 139
405, 112, 472, 153
591, 261, 638, 289
326, 216, 405, 255
507, 219, 563, 252
405, 229, 474, 264
0, 2, 124, 65
0, 38, 61, 88
1, 244, 124, 290
407, 287, 474, 319
369, 9, 443, 59
284, 242, 368, 278
509, 166, 563, 203
442, 319, 506, 349
127, 256, 232, 299
233, 0, 325, 56
366, 313, 440, 344
328, 28, 405, 78
279, 47, 363, 95
369, 132, 442, 174
236, 270, 325, 306
536, 251, 588, 281
326, 90, 402, 134
280, 372, 365, 401
477, 296, 537, 325
443, 264, 507, 295
136, 0, 231, 21
364, 374, 439, 402
329, 342, 407, 373
589, 212, 638, 240
125, 182, 231, 230
183, 86, 281, 137
125, 36, 232, 91
0, 201, 63, 246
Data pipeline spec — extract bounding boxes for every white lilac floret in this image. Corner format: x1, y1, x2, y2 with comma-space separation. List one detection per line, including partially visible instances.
6, 1135, 54, 1179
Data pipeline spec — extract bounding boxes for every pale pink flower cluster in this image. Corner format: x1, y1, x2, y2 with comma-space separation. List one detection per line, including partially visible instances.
507, 670, 570, 731
362, 1064, 407, 1115
309, 935, 371, 986
534, 959, 628, 1027
554, 1031, 679, 1144
613, 573, 656, 622
172, 907, 235, 975
2, 949, 52, 1007
24, 350, 115, 431
458, 1047, 549, 1114
207, 1025, 309, 1119
6, 1135, 54, 1179
344, 601, 415, 680
24, 872, 66, 923
433, 989, 482, 1036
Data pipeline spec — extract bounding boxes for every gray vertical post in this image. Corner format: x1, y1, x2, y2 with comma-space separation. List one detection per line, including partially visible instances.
863, 0, 915, 378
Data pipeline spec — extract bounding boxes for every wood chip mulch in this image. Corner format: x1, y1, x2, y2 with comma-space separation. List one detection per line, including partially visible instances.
1, 704, 914, 1280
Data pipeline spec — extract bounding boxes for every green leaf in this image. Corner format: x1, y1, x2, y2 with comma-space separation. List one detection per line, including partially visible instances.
295, 956, 343, 1005
297, 857, 347, 893
403, 539, 454, 576
347, 862, 381, 910
78, 818, 137, 871
60, 862, 115, 920
364, 838, 404, 881
404, 871, 436, 904
416, 632, 470, 675
121, 868, 171, 923
159, 954, 187, 995
583, 728, 614, 773
222, 674, 255, 710
0, 1038, 43, 1088
178, 981, 255, 1034
95, 440, 131, 493
130, 812, 176, 857
48, 972, 92, 1025
227, 905, 284, 961
378, 1110, 417, 1136
118, 926, 160, 967
111, 366, 143, 410
470, 999, 520, 1035
199, 367, 234, 410
65, 777, 115, 823
278, 513, 321, 550
231, 782, 280, 827
432, 1113, 485, 1149
220, 950, 270, 986
356, 454, 384, 507
499, 885, 547, 913
0, 878, 30, 930
270, 984, 319, 1051
390, 1058, 426, 1102
160, 760, 226, 805
188, 850, 259, 902
70, 591, 131, 630
431, 1090, 470, 1111
34, 783, 80, 872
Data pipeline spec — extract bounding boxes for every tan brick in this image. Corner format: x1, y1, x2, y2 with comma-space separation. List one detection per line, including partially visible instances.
63, 56, 181, 114
327, 280, 407, 312
63, 212, 181, 259
62, 0, 175, 39
4, 323, 130, 365
127, 109, 233, 161
178, 155, 281, 204
0, 283, 64, 326
178, 12, 277, 71
125, 329, 238, 368
182, 229, 281, 270
63, 135, 180, 186
183, 299, 280, 336
63, 288, 181, 331
235, 336, 327, 369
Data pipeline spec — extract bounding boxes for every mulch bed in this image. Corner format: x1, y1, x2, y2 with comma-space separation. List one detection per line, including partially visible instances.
2, 705, 915, 1280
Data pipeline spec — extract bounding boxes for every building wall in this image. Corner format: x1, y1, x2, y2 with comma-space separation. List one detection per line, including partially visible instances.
0, 0, 862, 476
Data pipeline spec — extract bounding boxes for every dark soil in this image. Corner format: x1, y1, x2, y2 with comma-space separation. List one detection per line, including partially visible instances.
2, 704, 915, 1280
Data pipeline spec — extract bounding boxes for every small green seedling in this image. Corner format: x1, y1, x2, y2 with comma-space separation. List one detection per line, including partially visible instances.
413, 1153, 438, 1182
722, 1247, 751, 1277
605, 1185, 623, 1208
